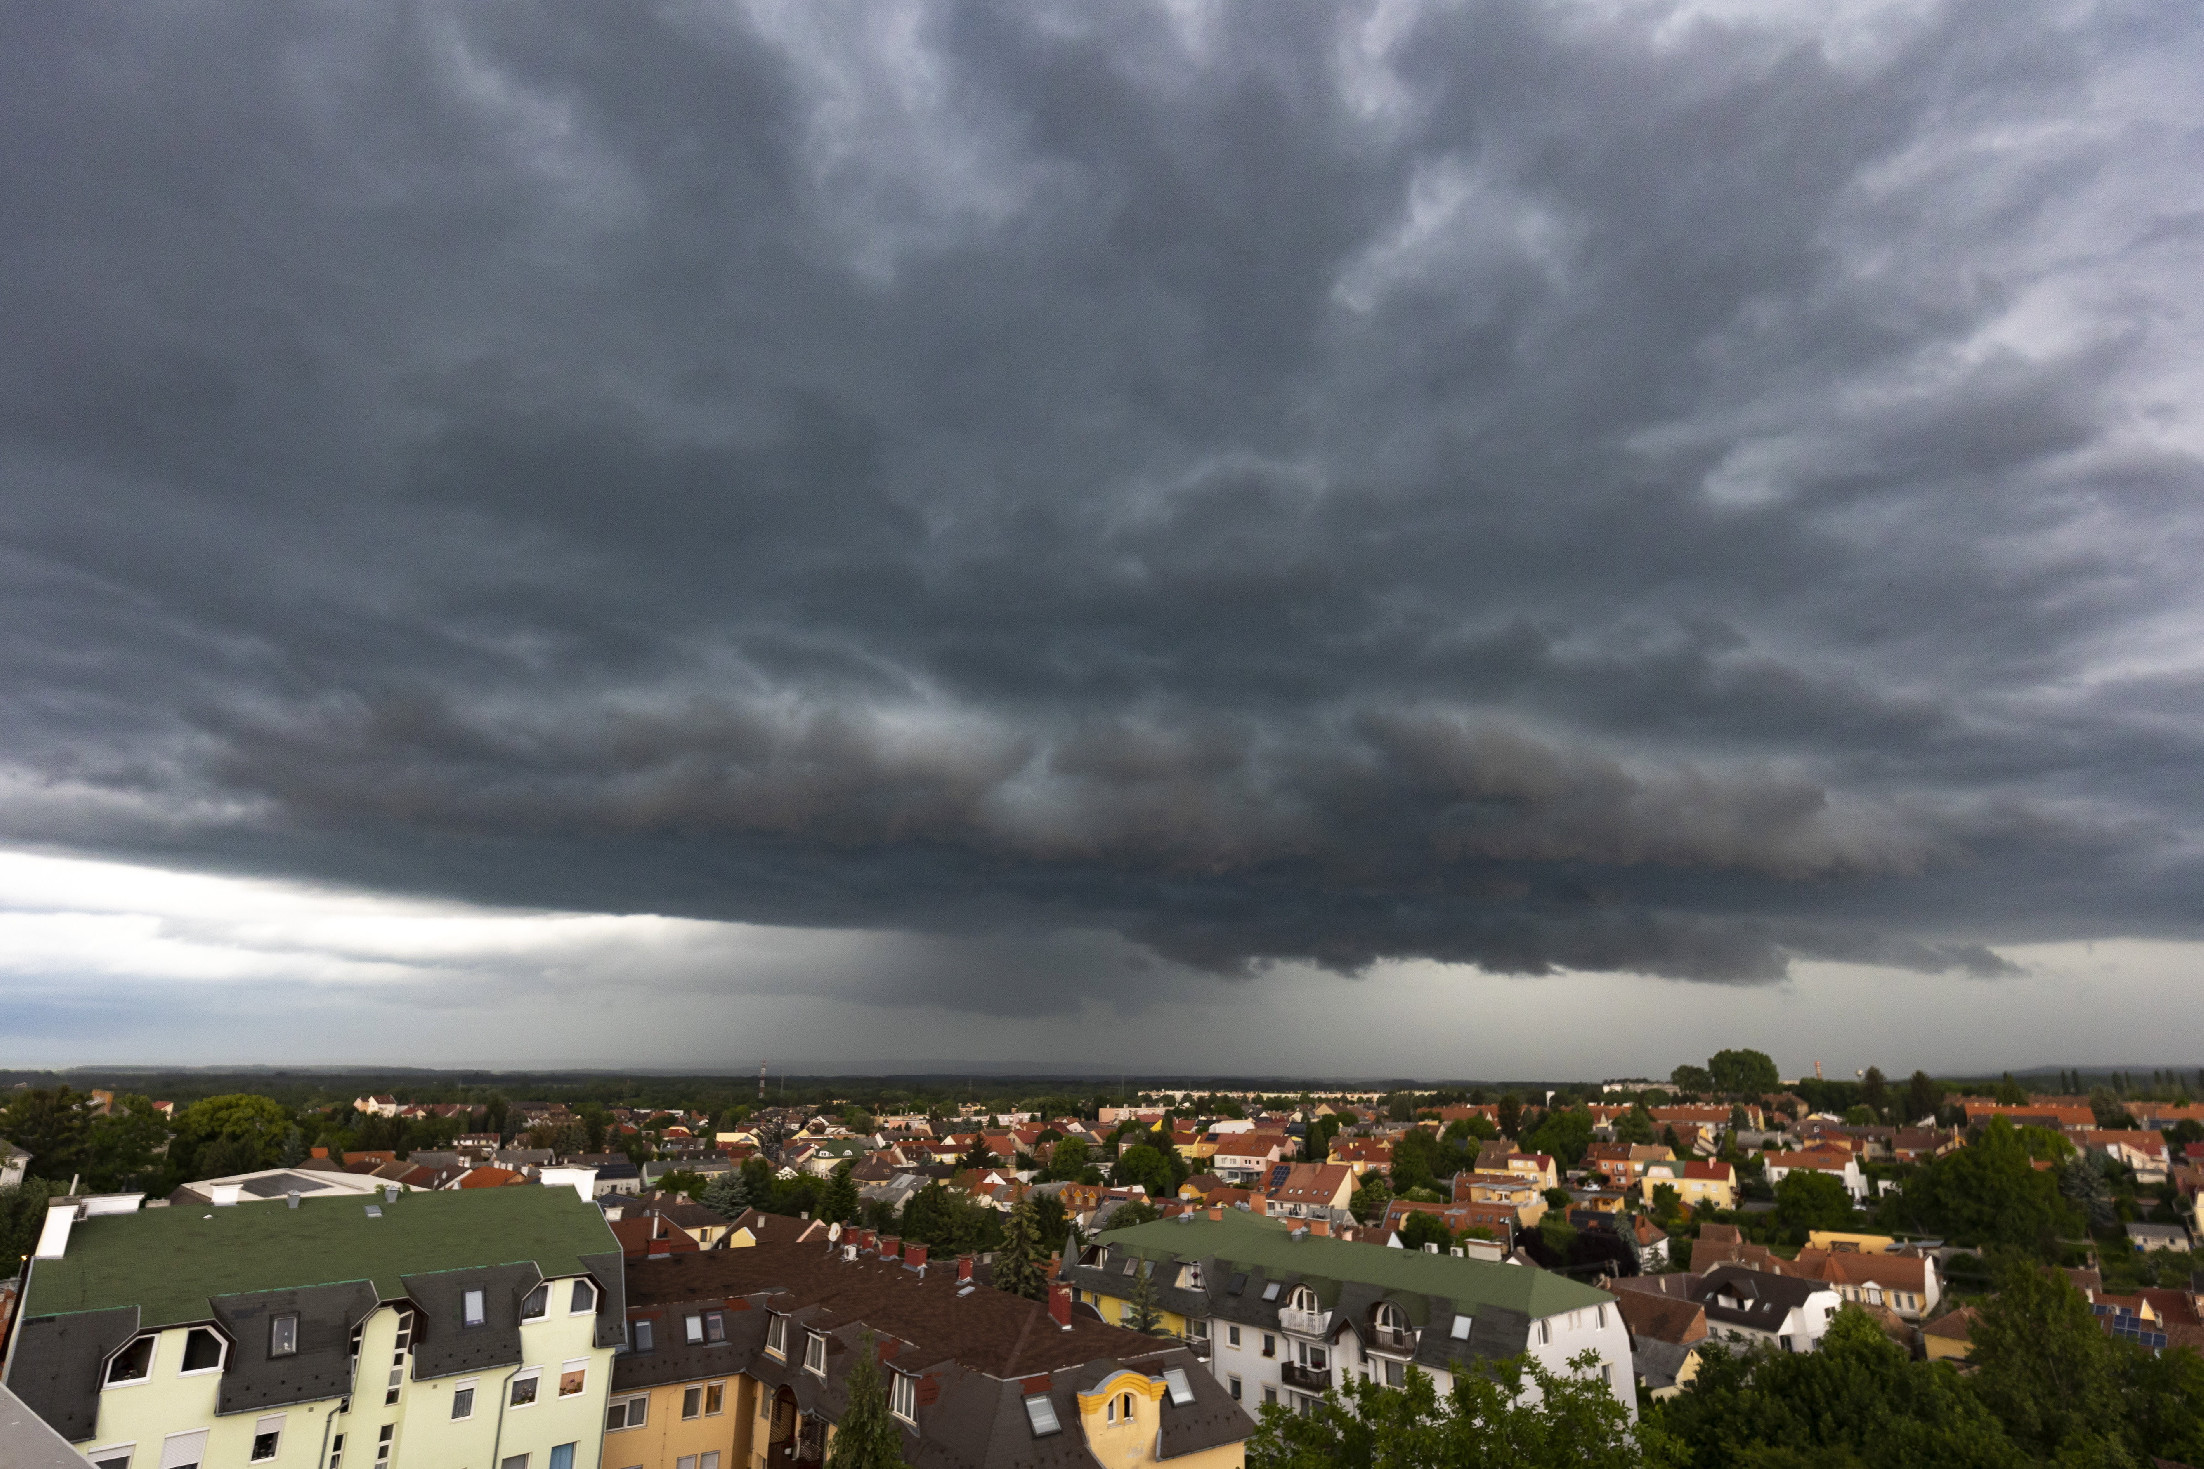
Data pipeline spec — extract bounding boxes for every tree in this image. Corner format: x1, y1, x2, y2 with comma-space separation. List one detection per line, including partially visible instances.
1860, 1066, 1889, 1118
1992, 1072, 2028, 1105
1906, 1070, 1943, 1123
658, 1169, 709, 1200
83, 1098, 173, 1193
824, 1331, 906, 1469
1125, 1257, 1165, 1334
277, 1125, 309, 1167
1885, 1117, 2080, 1251
2058, 1154, 2117, 1231
1248, 1352, 1679, 1469
1707, 1050, 1780, 1097
1101, 1200, 1159, 1231
2088, 1088, 2138, 1130
1773, 1170, 1855, 1235
1497, 1094, 1523, 1137
1967, 1255, 2126, 1459
1615, 1106, 1656, 1146
699, 1171, 749, 1218
0, 1178, 62, 1277
1112, 1144, 1174, 1198
1044, 1137, 1091, 1182
1349, 1177, 1393, 1226
1395, 1211, 1453, 1252
994, 1197, 1048, 1301
0, 1088, 90, 1181
1669, 1065, 1714, 1097
957, 1139, 997, 1172
1388, 1130, 1442, 1194
1523, 1108, 1594, 1168
820, 1161, 859, 1225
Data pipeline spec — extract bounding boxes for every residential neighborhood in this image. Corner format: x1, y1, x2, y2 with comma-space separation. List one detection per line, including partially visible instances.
3, 1055, 2204, 1467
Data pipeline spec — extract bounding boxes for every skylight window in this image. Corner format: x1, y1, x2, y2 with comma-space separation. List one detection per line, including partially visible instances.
1261, 1281, 1282, 1302
1162, 1368, 1195, 1406
1022, 1395, 1061, 1437
1227, 1273, 1248, 1296
1450, 1315, 1472, 1341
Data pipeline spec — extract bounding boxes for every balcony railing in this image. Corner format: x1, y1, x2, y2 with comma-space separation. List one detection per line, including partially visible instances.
1368, 1326, 1418, 1355
1279, 1307, 1332, 1339
1280, 1361, 1331, 1393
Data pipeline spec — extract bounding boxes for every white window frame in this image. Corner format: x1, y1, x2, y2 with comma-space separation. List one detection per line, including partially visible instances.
521, 1285, 549, 1322
509, 1369, 542, 1409
685, 1314, 704, 1345
158, 1429, 208, 1469
105, 1335, 158, 1388
605, 1393, 648, 1431
630, 1318, 654, 1353
463, 1290, 486, 1328
682, 1386, 703, 1421
704, 1382, 725, 1416
178, 1328, 228, 1378
88, 1444, 135, 1469
570, 1279, 597, 1315
558, 1359, 588, 1398
764, 1314, 787, 1359
451, 1380, 478, 1421
270, 1315, 299, 1358
249, 1415, 284, 1463
804, 1332, 827, 1378
890, 1372, 916, 1424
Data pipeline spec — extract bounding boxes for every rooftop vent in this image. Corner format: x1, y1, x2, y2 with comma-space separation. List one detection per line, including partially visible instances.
383, 1184, 399, 1203
364, 1205, 383, 1219
287, 1191, 301, 1210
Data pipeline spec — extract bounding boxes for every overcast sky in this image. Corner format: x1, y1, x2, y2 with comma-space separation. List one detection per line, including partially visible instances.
2, 1, 2200, 1078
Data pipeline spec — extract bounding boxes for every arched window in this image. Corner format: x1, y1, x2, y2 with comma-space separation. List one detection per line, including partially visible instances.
1374, 1303, 1408, 1335
1119, 1392, 1136, 1423
1289, 1287, 1319, 1314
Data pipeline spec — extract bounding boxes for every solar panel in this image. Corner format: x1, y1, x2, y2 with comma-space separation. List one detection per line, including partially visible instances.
1023, 1395, 1061, 1436
1162, 1367, 1195, 1406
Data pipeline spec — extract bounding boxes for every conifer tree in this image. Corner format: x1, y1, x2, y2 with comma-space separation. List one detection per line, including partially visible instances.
825, 1332, 906, 1469
994, 1196, 1047, 1301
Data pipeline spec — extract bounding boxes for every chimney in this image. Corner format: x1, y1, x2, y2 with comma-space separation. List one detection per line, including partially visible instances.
1309, 1219, 1329, 1237
310, 1146, 330, 1159
1048, 1282, 1073, 1330
957, 1255, 975, 1283
1207, 1206, 1222, 1221
879, 1236, 900, 1258
1252, 1196, 1268, 1216
904, 1244, 928, 1270
210, 1183, 244, 1208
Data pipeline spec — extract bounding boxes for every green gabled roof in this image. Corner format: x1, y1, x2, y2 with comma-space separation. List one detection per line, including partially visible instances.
1104, 1211, 1611, 1319
24, 1187, 618, 1328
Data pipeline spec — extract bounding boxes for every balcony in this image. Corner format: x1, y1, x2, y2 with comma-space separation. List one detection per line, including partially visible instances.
1367, 1326, 1418, 1356
1278, 1306, 1332, 1339
1280, 1361, 1331, 1393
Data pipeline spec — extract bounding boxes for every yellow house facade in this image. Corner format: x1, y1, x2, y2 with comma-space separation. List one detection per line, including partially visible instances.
4, 1188, 622, 1469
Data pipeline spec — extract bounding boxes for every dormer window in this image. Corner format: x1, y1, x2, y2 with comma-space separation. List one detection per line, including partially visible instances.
889, 1371, 916, 1424
180, 1328, 226, 1375
570, 1280, 597, 1314
803, 1332, 827, 1378
1288, 1286, 1318, 1314
764, 1314, 787, 1359
105, 1337, 156, 1386
521, 1284, 549, 1321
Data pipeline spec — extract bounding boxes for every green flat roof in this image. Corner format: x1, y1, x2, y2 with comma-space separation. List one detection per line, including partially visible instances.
1103, 1211, 1612, 1319
24, 1187, 618, 1328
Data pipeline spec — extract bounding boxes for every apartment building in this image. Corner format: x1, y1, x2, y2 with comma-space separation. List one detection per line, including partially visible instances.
3, 1186, 622, 1469
1057, 1210, 1635, 1421
605, 1232, 1250, 1469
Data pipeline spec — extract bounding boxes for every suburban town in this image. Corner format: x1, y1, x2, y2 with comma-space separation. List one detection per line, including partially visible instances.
3, 1056, 2202, 1467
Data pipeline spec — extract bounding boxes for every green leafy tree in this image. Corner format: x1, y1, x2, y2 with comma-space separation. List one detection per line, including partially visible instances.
172, 1093, 293, 1179
1886, 1117, 2080, 1251
1524, 1107, 1595, 1167
1044, 1137, 1091, 1182
1906, 1070, 1943, 1123
658, 1169, 709, 1200
1349, 1176, 1393, 1226
277, 1125, 309, 1167
1992, 1073, 2028, 1105
1497, 1094, 1523, 1137
699, 1171, 749, 1217
2088, 1088, 2138, 1129
1967, 1255, 2127, 1459
0, 1178, 62, 1277
1707, 1049, 1780, 1097
1615, 1106, 1656, 1146
1395, 1211, 1453, 1252
0, 1088, 91, 1181
994, 1197, 1048, 1301
1101, 1199, 1159, 1231
1388, 1129, 1441, 1194
83, 1097, 173, 1193
957, 1138, 998, 1172
1669, 1065, 1714, 1096
824, 1331, 906, 1469
1773, 1170, 1855, 1235
1860, 1066, 1889, 1117
1111, 1143, 1174, 1198
1249, 1353, 1679, 1469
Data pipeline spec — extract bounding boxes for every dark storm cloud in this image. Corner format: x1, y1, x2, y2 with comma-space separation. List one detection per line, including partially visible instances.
2, 0, 2201, 1010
